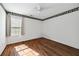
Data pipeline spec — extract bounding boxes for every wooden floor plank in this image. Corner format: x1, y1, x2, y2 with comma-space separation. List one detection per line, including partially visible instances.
1, 38, 79, 56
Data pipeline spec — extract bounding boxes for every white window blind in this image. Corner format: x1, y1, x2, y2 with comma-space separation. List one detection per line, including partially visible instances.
11, 15, 22, 36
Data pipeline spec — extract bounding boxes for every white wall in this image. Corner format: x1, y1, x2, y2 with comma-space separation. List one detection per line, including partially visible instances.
7, 17, 42, 44
23, 18, 42, 38
43, 11, 79, 49
0, 5, 6, 55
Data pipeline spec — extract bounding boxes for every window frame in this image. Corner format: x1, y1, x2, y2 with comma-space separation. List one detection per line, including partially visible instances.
6, 14, 24, 37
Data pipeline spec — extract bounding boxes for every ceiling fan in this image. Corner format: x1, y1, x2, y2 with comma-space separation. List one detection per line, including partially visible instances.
32, 4, 42, 14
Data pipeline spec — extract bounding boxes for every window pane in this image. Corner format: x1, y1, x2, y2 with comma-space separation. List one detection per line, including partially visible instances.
10, 15, 22, 36
11, 27, 21, 36
11, 15, 22, 27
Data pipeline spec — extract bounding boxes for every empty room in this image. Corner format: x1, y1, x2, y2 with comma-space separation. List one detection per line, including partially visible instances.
0, 3, 79, 56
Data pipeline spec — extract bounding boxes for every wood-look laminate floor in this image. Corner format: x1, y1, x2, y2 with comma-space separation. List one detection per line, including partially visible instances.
1, 38, 79, 56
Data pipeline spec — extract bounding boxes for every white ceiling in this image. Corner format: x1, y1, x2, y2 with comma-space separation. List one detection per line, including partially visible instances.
2, 3, 79, 19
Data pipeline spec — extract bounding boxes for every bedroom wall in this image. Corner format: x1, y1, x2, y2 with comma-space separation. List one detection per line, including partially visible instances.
23, 18, 42, 38
0, 5, 6, 55
43, 11, 79, 49
7, 17, 42, 44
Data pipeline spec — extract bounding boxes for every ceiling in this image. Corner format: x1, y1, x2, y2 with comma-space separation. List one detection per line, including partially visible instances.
2, 3, 79, 19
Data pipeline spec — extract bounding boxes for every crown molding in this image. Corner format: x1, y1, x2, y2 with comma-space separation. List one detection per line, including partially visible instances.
6, 11, 43, 21
0, 3, 79, 21
0, 3, 43, 21
42, 7, 79, 21
0, 3, 7, 12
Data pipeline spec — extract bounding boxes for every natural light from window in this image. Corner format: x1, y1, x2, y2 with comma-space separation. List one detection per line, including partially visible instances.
14, 44, 39, 56
11, 15, 22, 36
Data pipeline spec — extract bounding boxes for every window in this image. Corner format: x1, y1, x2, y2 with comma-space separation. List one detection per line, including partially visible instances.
10, 15, 22, 36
